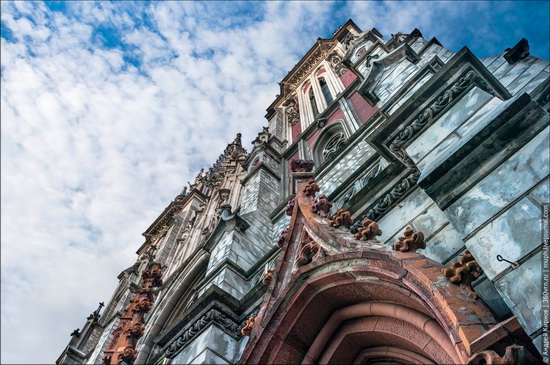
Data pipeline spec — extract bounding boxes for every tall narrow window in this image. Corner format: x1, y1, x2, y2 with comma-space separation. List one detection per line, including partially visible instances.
309, 88, 319, 118
319, 78, 333, 105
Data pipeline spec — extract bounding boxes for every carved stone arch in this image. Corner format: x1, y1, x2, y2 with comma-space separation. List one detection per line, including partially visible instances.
311, 120, 348, 165
240, 176, 534, 365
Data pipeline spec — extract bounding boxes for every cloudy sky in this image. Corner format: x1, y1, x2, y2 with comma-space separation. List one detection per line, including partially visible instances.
1, 1, 548, 363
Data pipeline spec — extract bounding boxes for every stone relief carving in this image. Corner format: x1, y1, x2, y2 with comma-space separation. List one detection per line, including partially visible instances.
311, 194, 333, 218
353, 217, 382, 241
392, 227, 426, 253
165, 308, 241, 357
283, 98, 300, 126
364, 170, 421, 221
290, 159, 314, 172
328, 209, 353, 229
504, 38, 530, 64
443, 250, 483, 298
389, 70, 500, 162
303, 180, 321, 198
328, 51, 348, 76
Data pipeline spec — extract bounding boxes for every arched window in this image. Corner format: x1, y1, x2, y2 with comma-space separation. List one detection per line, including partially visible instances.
309, 87, 319, 118
312, 121, 347, 165
318, 77, 333, 105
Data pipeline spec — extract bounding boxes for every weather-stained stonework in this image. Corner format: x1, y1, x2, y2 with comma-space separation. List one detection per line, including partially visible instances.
58, 19, 548, 365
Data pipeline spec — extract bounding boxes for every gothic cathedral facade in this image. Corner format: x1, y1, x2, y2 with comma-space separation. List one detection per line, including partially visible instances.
57, 20, 549, 364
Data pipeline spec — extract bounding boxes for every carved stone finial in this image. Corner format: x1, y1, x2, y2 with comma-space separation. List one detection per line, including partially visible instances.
125, 322, 145, 339
443, 250, 483, 298
328, 209, 353, 228
303, 180, 320, 198
277, 228, 289, 248
262, 269, 275, 285
70, 328, 80, 337
392, 227, 425, 253
311, 194, 333, 218
290, 159, 314, 172
241, 316, 256, 336
285, 197, 296, 216
353, 217, 382, 241
467, 344, 531, 364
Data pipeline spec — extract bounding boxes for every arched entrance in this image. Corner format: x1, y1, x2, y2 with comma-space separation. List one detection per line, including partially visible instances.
239, 173, 531, 364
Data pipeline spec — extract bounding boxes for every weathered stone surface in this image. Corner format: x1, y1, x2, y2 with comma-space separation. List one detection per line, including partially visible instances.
494, 252, 542, 336
466, 198, 541, 280
419, 224, 465, 264
446, 127, 549, 236
531, 178, 549, 204
172, 325, 236, 365
472, 278, 511, 320
378, 188, 433, 242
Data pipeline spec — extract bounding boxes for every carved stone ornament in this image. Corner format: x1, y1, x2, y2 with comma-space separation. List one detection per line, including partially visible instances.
290, 159, 314, 172
285, 196, 296, 216
277, 228, 289, 248
365, 170, 421, 221
443, 250, 483, 298
165, 308, 241, 358
262, 269, 275, 285
119, 345, 137, 364
353, 217, 382, 241
392, 227, 425, 253
303, 180, 320, 198
467, 344, 531, 365
311, 194, 333, 218
283, 98, 300, 126
241, 316, 256, 337
125, 322, 144, 339
328, 209, 353, 229
296, 232, 324, 268
328, 51, 348, 76
389, 70, 499, 162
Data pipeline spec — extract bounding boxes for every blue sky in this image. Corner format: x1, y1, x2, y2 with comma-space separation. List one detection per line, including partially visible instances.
1, 1, 549, 364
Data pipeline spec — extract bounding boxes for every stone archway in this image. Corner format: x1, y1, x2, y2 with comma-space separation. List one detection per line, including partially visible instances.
239, 172, 534, 365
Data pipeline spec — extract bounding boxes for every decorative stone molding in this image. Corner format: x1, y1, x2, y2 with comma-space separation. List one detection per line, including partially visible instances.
392, 227, 425, 253
241, 316, 256, 337
283, 99, 300, 126
290, 159, 314, 172
311, 194, 333, 218
353, 217, 382, 241
285, 197, 296, 216
277, 228, 289, 248
165, 308, 241, 358
443, 250, 483, 298
389, 70, 500, 162
328, 209, 352, 228
328, 51, 348, 76
467, 344, 530, 364
284, 40, 337, 90
364, 169, 421, 221
303, 180, 320, 198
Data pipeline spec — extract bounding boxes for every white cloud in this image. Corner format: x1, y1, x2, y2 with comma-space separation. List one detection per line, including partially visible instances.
1, 1, 548, 364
